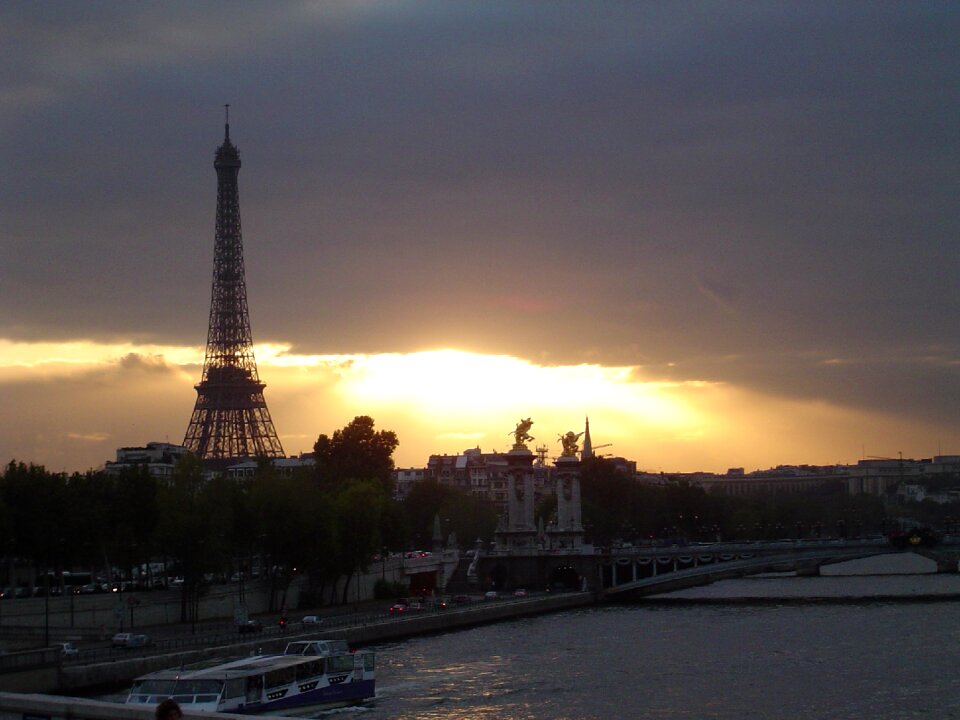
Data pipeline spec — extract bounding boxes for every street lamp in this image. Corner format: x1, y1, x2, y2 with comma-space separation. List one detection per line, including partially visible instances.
44, 572, 50, 646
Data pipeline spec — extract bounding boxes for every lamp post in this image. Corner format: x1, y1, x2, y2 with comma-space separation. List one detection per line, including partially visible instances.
44, 571, 50, 646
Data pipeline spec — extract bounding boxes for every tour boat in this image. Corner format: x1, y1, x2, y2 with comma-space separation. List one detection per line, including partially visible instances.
125, 640, 375, 715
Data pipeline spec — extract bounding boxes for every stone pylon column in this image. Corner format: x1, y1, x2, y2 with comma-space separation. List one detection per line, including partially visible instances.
556, 473, 570, 532
570, 473, 583, 532
506, 449, 536, 533
495, 448, 538, 551
523, 466, 535, 530
507, 473, 520, 530
549, 455, 584, 549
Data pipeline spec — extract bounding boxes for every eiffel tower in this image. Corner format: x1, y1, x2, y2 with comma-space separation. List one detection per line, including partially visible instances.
182, 109, 285, 462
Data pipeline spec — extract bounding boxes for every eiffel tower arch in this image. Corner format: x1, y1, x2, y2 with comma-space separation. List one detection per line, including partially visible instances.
182, 111, 285, 462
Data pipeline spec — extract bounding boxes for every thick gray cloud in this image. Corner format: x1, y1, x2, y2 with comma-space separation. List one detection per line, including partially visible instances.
2, 1, 959, 436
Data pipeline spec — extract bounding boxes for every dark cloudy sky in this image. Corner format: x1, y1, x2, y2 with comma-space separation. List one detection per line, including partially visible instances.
2, 1, 959, 473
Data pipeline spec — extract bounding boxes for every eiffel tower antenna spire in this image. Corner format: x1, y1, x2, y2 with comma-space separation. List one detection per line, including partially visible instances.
182, 116, 284, 462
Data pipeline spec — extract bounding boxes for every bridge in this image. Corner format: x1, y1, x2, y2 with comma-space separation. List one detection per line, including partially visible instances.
600, 538, 960, 600
476, 537, 960, 599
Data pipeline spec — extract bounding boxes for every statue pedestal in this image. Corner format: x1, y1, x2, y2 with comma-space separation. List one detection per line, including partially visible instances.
548, 455, 584, 550
495, 447, 538, 551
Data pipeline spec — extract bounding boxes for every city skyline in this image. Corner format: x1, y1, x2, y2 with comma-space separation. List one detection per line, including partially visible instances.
1, 3, 959, 474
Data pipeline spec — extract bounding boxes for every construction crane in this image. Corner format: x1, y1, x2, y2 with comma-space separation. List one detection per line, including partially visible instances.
583, 443, 613, 459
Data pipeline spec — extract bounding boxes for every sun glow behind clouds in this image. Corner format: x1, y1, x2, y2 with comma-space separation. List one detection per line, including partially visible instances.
0, 339, 202, 371
0, 340, 701, 435
0, 339, 943, 473
347, 350, 547, 410
331, 349, 702, 430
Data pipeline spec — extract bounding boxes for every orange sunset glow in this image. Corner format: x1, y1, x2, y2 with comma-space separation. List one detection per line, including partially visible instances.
0, 340, 945, 475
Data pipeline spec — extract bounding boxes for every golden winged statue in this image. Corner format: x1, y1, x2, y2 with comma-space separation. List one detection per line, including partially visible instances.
511, 417, 535, 450
558, 430, 584, 457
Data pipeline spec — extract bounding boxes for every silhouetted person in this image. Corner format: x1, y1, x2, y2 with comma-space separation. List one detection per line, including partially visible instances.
155, 698, 182, 720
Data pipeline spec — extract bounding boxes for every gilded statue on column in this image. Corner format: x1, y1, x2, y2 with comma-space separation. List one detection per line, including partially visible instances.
558, 430, 583, 457
511, 417, 535, 450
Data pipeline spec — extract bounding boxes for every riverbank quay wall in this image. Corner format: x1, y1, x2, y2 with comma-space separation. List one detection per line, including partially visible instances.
345, 591, 594, 646
0, 693, 288, 720
14, 592, 595, 695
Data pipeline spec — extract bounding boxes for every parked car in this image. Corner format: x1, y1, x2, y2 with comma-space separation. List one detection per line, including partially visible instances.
484, 590, 498, 600
513, 588, 527, 597
452, 594, 472, 605
301, 615, 321, 625
57, 642, 79, 658
112, 632, 149, 648
126, 634, 150, 648
388, 602, 408, 614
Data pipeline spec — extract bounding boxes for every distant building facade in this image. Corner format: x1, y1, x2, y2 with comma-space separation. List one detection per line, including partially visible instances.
847, 455, 960, 495
668, 465, 849, 496
403, 447, 554, 508
106, 442, 313, 482
221, 455, 314, 480
393, 468, 425, 500
105, 442, 190, 480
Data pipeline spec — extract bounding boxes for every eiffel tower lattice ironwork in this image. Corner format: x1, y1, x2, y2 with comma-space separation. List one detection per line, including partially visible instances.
183, 111, 285, 461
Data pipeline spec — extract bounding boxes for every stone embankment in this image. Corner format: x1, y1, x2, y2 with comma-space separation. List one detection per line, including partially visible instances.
2, 591, 595, 700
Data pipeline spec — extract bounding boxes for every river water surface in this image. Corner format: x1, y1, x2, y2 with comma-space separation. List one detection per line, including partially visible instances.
351, 554, 960, 720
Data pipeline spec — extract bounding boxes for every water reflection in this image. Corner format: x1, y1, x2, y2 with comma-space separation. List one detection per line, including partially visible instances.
355, 555, 960, 719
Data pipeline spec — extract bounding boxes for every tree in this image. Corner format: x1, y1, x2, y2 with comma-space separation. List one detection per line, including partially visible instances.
313, 416, 398, 494
248, 463, 323, 611
401, 479, 498, 549
0, 461, 69, 571
401, 479, 456, 547
334, 479, 385, 604
106, 466, 159, 584
157, 454, 230, 623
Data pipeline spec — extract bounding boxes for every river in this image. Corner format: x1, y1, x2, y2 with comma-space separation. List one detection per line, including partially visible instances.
351, 554, 960, 719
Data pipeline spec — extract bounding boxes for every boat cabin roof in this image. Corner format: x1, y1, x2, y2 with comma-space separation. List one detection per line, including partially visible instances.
138, 654, 319, 682
134, 641, 359, 684
283, 639, 350, 656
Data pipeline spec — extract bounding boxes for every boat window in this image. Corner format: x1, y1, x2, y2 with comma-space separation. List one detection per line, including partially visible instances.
174, 679, 223, 696
362, 653, 375, 671
246, 675, 263, 703
295, 659, 323, 681
132, 680, 177, 696
265, 666, 296, 689
224, 678, 246, 699
284, 642, 307, 655
328, 655, 354, 673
